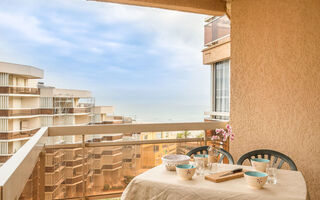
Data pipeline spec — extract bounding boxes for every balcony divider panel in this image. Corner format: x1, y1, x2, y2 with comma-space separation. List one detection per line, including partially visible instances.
0, 127, 48, 200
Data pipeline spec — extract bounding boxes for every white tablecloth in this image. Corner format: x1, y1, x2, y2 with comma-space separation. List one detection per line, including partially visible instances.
121, 164, 307, 200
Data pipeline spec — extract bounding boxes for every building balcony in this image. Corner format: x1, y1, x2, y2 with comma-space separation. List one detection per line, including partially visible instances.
0, 86, 40, 95
0, 108, 41, 117
0, 121, 227, 199
37, 107, 92, 115
45, 166, 65, 186
204, 15, 230, 47
0, 128, 40, 140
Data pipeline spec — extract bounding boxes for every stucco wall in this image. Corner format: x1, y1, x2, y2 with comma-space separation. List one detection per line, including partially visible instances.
230, 0, 320, 199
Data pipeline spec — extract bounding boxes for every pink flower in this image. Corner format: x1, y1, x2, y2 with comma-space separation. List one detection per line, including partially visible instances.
230, 133, 235, 141
213, 124, 235, 142
226, 124, 230, 130
215, 128, 223, 133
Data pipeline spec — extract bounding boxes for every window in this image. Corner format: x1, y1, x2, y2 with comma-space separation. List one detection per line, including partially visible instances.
212, 60, 230, 120
0, 142, 8, 155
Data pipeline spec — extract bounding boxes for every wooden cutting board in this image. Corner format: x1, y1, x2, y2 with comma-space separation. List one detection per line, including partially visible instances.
205, 170, 246, 183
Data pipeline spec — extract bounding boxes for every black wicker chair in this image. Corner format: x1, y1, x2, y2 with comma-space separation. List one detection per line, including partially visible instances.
187, 146, 234, 164
237, 149, 297, 171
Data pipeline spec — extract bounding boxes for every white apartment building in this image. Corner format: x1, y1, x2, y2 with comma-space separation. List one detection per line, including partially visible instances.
0, 62, 44, 164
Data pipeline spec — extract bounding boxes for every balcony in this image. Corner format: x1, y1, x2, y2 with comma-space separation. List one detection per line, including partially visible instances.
0, 121, 228, 200
204, 15, 230, 47
0, 86, 40, 95
0, 108, 41, 117
54, 107, 91, 115
0, 128, 40, 140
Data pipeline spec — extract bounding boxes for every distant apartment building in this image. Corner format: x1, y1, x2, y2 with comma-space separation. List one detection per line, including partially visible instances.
203, 15, 231, 121
39, 85, 95, 144
0, 61, 137, 199
140, 131, 177, 169
0, 62, 43, 165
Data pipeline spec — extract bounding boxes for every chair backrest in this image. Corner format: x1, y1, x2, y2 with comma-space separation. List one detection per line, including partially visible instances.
187, 146, 234, 164
237, 149, 297, 171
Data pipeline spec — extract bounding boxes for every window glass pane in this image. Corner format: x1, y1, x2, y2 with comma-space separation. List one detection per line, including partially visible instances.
214, 60, 230, 119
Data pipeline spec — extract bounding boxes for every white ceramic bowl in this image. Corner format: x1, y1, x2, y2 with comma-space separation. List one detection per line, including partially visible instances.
251, 158, 270, 172
244, 171, 268, 189
176, 164, 196, 180
161, 154, 190, 171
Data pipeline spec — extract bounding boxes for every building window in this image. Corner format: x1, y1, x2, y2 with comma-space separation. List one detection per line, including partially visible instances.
0, 142, 8, 155
212, 59, 230, 120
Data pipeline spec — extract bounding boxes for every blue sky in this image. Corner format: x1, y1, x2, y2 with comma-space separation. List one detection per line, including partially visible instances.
0, 0, 210, 122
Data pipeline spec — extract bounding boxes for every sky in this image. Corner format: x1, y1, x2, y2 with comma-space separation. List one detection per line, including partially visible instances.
0, 0, 211, 122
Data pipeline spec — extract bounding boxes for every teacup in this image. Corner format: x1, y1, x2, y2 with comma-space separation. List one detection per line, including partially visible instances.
176, 164, 196, 180
251, 158, 270, 172
244, 171, 268, 189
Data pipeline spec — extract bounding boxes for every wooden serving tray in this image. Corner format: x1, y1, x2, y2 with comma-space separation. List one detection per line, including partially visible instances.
205, 170, 246, 183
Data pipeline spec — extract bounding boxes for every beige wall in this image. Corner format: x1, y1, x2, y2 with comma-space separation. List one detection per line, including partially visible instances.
21, 97, 39, 108
9, 118, 40, 131
203, 37, 230, 65
230, 0, 320, 199
9, 97, 39, 108
75, 115, 90, 125
10, 97, 21, 108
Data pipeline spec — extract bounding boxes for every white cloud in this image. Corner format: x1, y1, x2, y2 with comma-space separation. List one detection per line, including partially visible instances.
0, 12, 72, 48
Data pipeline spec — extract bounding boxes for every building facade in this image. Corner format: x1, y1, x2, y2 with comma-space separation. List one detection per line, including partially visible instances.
203, 15, 231, 121
0, 62, 44, 165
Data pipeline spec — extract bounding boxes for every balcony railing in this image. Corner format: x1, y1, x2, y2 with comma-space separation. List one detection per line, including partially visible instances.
204, 15, 230, 46
204, 111, 230, 121
0, 86, 40, 95
0, 121, 228, 200
0, 108, 41, 117
0, 128, 40, 140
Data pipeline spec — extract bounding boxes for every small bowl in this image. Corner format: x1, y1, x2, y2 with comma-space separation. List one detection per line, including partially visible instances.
176, 164, 196, 180
194, 154, 208, 166
251, 158, 270, 172
244, 171, 268, 189
161, 154, 190, 171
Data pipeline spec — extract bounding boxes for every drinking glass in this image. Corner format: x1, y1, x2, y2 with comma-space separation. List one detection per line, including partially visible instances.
208, 162, 218, 173
266, 166, 277, 184
195, 157, 205, 176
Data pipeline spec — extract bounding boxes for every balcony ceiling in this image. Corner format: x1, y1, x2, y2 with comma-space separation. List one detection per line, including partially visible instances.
92, 0, 226, 16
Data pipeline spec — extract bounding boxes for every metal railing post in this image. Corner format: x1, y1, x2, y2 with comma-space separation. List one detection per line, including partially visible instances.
32, 161, 39, 200
82, 135, 86, 200
39, 148, 45, 200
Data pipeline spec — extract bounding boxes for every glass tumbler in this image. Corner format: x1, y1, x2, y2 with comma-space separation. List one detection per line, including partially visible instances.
195, 157, 205, 176
266, 167, 277, 184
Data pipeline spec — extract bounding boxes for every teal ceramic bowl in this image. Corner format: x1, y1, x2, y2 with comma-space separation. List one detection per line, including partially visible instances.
244, 171, 268, 189
176, 164, 196, 180
251, 158, 270, 163
194, 154, 208, 158
251, 158, 270, 172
